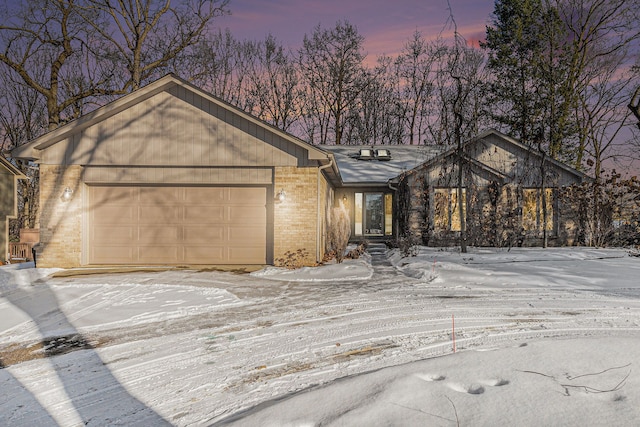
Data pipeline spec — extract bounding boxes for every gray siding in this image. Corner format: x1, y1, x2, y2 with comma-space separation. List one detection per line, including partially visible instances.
83, 166, 273, 185
468, 133, 582, 187
40, 88, 310, 170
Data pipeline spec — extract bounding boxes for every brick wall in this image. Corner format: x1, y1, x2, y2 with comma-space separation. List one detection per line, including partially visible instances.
1, 169, 15, 264
36, 164, 329, 268
37, 165, 83, 268
273, 166, 319, 266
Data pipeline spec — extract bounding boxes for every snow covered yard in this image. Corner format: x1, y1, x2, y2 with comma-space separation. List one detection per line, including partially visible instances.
1, 247, 640, 426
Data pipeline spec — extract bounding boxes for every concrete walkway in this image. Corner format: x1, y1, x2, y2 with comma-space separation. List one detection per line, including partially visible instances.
366, 243, 403, 278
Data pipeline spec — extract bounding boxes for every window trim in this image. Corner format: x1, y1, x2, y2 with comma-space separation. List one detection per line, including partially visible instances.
433, 187, 467, 232
353, 192, 393, 237
522, 187, 555, 234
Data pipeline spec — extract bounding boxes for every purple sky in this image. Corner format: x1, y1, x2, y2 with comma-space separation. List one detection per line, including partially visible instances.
218, 0, 494, 59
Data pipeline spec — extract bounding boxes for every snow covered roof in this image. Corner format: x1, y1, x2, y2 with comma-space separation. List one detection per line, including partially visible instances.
321, 145, 447, 185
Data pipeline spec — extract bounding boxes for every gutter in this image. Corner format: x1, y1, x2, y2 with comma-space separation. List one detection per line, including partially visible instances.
317, 159, 334, 263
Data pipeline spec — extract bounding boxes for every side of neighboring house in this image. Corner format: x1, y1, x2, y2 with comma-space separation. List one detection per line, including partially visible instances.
393, 130, 590, 248
11, 74, 339, 268
0, 156, 26, 264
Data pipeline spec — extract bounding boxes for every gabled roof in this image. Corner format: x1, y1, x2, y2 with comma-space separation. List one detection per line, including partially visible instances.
11, 74, 331, 164
0, 156, 26, 178
471, 129, 591, 182
391, 129, 590, 184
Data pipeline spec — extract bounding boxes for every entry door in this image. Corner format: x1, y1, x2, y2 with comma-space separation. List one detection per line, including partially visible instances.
354, 192, 392, 237
364, 193, 384, 236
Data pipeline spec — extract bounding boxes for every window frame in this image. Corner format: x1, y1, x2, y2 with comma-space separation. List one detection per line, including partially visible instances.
522, 187, 555, 233
433, 187, 467, 232
353, 192, 393, 237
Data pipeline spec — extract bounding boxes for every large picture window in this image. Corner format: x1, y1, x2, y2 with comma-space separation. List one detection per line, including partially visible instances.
434, 188, 466, 232
522, 188, 554, 231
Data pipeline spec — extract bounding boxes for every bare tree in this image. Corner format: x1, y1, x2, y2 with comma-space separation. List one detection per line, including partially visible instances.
443, 0, 490, 252
348, 56, 404, 145
185, 29, 256, 111
0, 0, 114, 130
578, 53, 638, 180
396, 31, 442, 145
556, 0, 640, 166
80, 0, 229, 92
1, 0, 230, 236
245, 34, 301, 132
630, 86, 640, 129
298, 20, 367, 145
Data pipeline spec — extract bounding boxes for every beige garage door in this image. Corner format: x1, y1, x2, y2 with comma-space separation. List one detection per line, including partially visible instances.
88, 186, 267, 265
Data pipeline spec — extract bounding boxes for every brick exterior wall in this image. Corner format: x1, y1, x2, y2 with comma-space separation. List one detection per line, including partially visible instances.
35, 164, 328, 268
273, 166, 319, 266
37, 165, 83, 268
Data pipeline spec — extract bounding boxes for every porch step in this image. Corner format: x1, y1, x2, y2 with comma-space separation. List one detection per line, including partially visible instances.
366, 243, 388, 256
366, 243, 399, 276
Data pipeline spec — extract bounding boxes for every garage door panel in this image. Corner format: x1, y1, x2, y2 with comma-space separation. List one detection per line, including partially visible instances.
91, 246, 135, 264
184, 246, 226, 264
184, 187, 226, 204
227, 247, 266, 263
93, 226, 135, 242
139, 206, 182, 223
137, 245, 180, 263
228, 226, 265, 242
184, 206, 225, 223
228, 187, 267, 204
139, 187, 181, 204
183, 226, 225, 243
88, 185, 267, 265
92, 187, 137, 205
228, 206, 267, 222
138, 226, 180, 243
93, 206, 136, 224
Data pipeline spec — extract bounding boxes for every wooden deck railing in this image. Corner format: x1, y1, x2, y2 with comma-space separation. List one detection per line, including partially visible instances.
8, 242, 33, 263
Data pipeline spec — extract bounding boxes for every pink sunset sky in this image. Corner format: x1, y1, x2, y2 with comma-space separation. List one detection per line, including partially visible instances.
218, 0, 494, 58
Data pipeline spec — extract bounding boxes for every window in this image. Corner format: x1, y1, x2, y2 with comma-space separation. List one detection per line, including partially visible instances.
434, 188, 466, 232
522, 188, 554, 231
384, 194, 393, 235
355, 193, 363, 235
375, 149, 391, 160
354, 192, 393, 236
358, 149, 373, 160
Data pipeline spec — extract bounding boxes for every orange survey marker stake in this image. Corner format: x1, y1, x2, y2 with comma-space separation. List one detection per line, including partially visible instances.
452, 314, 456, 353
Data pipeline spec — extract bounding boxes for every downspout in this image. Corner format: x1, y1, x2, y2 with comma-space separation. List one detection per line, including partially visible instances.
388, 180, 398, 240
317, 159, 334, 263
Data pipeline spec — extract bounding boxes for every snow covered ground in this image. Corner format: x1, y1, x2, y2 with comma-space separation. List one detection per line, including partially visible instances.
1, 246, 639, 426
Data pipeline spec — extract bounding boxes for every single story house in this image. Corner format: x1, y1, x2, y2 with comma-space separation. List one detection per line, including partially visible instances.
324, 131, 589, 248
1, 156, 25, 264
11, 75, 589, 268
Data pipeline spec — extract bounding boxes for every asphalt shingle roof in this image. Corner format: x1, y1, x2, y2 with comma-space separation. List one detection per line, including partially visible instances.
321, 145, 448, 185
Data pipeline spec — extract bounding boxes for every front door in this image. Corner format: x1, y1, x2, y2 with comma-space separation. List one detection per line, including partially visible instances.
364, 193, 384, 236
354, 192, 392, 237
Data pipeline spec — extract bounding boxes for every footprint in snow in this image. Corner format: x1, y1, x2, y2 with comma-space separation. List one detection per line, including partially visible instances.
480, 378, 510, 387
414, 373, 446, 382
447, 382, 485, 395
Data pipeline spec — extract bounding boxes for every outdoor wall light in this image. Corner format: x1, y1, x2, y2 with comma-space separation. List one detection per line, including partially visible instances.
276, 189, 286, 202
342, 195, 348, 204
62, 187, 73, 201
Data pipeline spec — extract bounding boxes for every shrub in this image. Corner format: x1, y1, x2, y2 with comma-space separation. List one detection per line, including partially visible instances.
275, 248, 315, 269
326, 199, 351, 263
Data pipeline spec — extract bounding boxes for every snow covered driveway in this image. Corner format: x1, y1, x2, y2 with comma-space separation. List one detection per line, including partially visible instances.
1, 247, 640, 426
